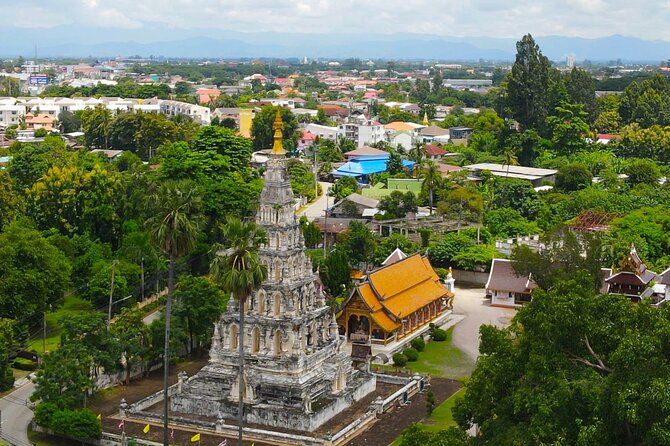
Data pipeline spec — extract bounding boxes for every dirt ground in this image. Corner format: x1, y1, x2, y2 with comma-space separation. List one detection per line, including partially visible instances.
344, 378, 462, 446
89, 358, 459, 446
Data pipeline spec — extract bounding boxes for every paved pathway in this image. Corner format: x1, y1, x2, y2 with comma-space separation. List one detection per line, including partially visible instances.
0, 380, 35, 446
298, 182, 332, 220
451, 286, 516, 361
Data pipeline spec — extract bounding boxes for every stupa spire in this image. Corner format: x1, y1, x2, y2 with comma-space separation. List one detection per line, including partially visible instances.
271, 110, 285, 155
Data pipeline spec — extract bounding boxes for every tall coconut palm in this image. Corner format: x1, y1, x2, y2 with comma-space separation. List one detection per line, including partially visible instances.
409, 141, 427, 165
211, 217, 268, 446
503, 146, 519, 178
145, 180, 201, 446
419, 160, 442, 215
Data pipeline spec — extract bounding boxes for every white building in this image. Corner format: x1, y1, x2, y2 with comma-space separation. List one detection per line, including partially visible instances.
338, 120, 385, 148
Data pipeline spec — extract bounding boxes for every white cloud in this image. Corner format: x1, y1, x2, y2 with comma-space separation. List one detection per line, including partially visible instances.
4, 0, 670, 40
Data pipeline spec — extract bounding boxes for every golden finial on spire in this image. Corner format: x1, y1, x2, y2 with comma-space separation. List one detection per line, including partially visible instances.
422, 111, 429, 126
271, 110, 286, 155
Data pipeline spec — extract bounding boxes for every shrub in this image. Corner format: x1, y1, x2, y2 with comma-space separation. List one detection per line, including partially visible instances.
34, 402, 59, 427
34, 128, 48, 137
403, 347, 419, 362
432, 328, 448, 342
393, 352, 408, 367
426, 389, 436, 415
49, 408, 101, 441
410, 337, 426, 352
0, 364, 13, 391
13, 357, 38, 371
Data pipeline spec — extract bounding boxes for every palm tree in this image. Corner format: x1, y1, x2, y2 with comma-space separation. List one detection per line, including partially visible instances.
211, 217, 268, 446
503, 146, 519, 178
145, 180, 200, 446
409, 141, 427, 165
419, 160, 442, 215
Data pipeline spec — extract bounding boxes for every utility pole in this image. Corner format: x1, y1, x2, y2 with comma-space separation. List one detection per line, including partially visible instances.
42, 309, 47, 354
140, 257, 145, 301
107, 260, 119, 330
323, 192, 329, 257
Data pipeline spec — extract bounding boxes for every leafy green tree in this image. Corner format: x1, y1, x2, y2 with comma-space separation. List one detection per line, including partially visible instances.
399, 424, 471, 446
387, 150, 405, 175
210, 217, 268, 446
0, 220, 71, 323
191, 125, 253, 173
287, 158, 317, 201
299, 216, 322, 248
373, 234, 419, 265
454, 276, 670, 445
317, 139, 344, 162
60, 312, 118, 379
484, 208, 540, 238
378, 191, 419, 219
492, 178, 542, 220
173, 275, 227, 355
623, 158, 661, 186
452, 244, 496, 272
506, 34, 554, 131
613, 124, 670, 163
111, 307, 150, 385
437, 186, 483, 228
330, 176, 359, 201
80, 105, 113, 149
566, 67, 596, 118
428, 232, 475, 268
145, 180, 201, 446
512, 229, 603, 292
547, 101, 591, 156
604, 206, 670, 269
418, 160, 442, 215
555, 162, 593, 192
619, 74, 670, 127
32, 342, 94, 409
0, 319, 15, 391
0, 170, 21, 230
321, 249, 351, 297
337, 221, 377, 268
251, 106, 299, 152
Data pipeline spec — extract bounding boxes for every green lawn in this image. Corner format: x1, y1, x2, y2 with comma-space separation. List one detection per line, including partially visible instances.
424, 388, 465, 431
404, 328, 475, 380
25, 295, 94, 355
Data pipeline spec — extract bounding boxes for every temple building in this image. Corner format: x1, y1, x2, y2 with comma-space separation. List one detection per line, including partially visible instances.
170, 113, 376, 432
605, 244, 670, 304
337, 254, 454, 345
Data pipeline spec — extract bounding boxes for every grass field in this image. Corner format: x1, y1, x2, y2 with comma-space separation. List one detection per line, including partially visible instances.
25, 295, 94, 355
403, 328, 475, 380
389, 388, 466, 446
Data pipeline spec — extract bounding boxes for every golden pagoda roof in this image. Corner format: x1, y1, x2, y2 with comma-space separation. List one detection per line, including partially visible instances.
271, 110, 286, 155
358, 283, 400, 332
367, 254, 451, 319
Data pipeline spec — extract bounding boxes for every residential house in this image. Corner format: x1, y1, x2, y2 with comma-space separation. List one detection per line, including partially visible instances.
339, 120, 385, 148
418, 125, 450, 144
424, 144, 448, 161
196, 87, 221, 104
24, 113, 56, 131
343, 145, 388, 161
466, 163, 558, 187
304, 123, 340, 141
449, 127, 474, 140
330, 193, 380, 218
333, 155, 414, 183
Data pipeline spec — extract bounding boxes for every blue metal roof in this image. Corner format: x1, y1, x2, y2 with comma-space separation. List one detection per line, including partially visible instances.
332, 158, 414, 178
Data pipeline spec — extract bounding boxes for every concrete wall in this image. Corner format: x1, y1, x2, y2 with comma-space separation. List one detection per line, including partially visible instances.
452, 269, 489, 286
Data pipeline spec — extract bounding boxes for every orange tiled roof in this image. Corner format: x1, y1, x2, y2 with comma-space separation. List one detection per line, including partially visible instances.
367, 254, 450, 318
358, 283, 400, 332
385, 121, 416, 131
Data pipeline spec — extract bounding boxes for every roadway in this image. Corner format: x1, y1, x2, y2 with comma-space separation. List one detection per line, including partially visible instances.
298, 181, 332, 220
0, 380, 35, 446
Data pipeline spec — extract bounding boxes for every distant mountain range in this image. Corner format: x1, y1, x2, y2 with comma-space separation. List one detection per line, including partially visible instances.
1, 25, 669, 62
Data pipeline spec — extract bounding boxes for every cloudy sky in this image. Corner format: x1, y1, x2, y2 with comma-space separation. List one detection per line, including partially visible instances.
6, 0, 670, 40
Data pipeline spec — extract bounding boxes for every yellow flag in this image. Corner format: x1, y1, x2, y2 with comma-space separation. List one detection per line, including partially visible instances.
143, 424, 150, 434
96, 414, 102, 421
191, 433, 201, 442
